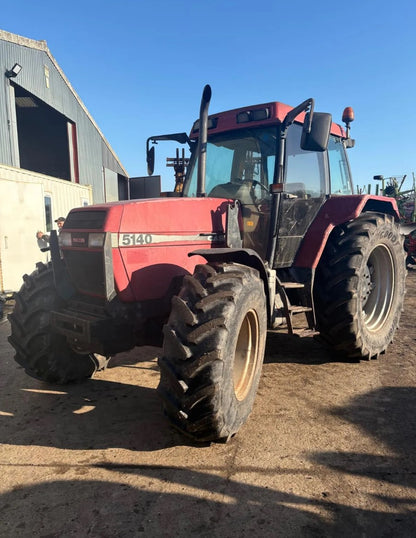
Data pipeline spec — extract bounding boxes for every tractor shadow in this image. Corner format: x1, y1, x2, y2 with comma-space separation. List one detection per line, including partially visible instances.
2, 454, 416, 537
264, 329, 351, 365
310, 386, 416, 490
0, 343, 197, 453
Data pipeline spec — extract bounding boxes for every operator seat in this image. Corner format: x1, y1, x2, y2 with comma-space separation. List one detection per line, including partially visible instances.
208, 181, 255, 205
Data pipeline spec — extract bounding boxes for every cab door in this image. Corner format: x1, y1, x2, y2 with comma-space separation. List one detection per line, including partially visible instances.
233, 147, 273, 260
274, 123, 327, 268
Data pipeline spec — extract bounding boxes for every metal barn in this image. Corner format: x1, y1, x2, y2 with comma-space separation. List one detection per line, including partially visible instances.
0, 30, 129, 292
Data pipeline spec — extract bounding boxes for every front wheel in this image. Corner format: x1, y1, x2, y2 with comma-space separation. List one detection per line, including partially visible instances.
158, 263, 267, 442
8, 262, 100, 383
314, 212, 406, 359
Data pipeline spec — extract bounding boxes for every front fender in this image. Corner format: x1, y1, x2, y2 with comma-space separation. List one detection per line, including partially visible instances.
190, 247, 272, 318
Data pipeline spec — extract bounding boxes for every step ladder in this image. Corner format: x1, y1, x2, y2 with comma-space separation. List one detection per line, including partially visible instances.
277, 279, 317, 336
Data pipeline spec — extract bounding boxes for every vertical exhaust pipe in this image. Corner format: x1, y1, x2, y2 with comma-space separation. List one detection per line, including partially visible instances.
196, 84, 212, 197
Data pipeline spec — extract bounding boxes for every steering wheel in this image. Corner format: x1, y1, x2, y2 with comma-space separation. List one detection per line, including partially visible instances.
251, 180, 270, 197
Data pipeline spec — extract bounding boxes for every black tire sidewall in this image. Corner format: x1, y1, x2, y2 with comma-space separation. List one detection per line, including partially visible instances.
355, 218, 405, 353
315, 213, 406, 358
158, 263, 268, 441
217, 270, 267, 435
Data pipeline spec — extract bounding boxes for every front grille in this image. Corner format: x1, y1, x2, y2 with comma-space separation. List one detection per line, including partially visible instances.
65, 210, 107, 230
64, 250, 106, 297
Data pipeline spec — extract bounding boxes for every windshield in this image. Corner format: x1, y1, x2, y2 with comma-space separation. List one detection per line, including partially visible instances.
183, 127, 277, 202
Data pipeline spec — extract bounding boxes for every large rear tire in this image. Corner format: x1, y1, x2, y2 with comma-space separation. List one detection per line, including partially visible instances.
8, 262, 98, 383
314, 212, 406, 359
158, 263, 267, 442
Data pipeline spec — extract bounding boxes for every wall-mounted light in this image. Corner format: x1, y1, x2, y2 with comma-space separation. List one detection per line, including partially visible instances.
5, 63, 22, 78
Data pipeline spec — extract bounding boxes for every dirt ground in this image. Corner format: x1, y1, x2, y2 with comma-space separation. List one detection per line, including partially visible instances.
1, 271, 416, 537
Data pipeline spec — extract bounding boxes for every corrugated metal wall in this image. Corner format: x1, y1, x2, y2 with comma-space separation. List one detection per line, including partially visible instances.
0, 31, 128, 203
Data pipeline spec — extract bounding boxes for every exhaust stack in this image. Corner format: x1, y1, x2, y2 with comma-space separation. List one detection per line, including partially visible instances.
196, 84, 212, 197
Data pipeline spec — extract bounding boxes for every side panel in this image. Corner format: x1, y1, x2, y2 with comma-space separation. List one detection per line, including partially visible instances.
294, 195, 400, 269
118, 245, 207, 302
64, 198, 231, 303
116, 197, 229, 302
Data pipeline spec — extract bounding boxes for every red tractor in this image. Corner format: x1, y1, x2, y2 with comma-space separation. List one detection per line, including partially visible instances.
9, 86, 406, 442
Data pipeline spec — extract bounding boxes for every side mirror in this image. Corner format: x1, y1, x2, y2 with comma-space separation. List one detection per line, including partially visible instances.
301, 112, 332, 152
146, 132, 191, 176
147, 146, 155, 176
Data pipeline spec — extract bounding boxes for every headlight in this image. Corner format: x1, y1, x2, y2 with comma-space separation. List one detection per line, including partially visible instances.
59, 232, 72, 247
88, 232, 105, 247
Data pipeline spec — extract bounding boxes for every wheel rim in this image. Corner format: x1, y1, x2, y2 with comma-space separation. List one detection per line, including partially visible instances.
361, 244, 395, 331
233, 309, 260, 401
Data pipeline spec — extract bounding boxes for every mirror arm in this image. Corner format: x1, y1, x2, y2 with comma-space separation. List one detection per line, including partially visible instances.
274, 98, 315, 184
281, 98, 314, 131
146, 132, 192, 149
146, 133, 193, 176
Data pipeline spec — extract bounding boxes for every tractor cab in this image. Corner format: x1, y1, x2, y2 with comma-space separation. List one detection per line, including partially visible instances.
148, 95, 354, 267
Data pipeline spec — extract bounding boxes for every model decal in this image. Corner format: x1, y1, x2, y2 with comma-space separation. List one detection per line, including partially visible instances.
118, 232, 224, 247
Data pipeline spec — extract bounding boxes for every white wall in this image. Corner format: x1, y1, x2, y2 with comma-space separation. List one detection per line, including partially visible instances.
0, 165, 93, 292
104, 168, 119, 202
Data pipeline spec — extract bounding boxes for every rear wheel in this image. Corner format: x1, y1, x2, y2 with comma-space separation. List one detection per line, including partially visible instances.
8, 262, 99, 383
314, 212, 406, 359
158, 263, 267, 442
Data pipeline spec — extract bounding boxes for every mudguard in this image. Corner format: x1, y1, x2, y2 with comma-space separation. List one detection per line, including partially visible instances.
294, 195, 401, 269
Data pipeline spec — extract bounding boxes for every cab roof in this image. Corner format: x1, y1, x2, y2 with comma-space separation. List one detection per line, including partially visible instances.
191, 101, 345, 138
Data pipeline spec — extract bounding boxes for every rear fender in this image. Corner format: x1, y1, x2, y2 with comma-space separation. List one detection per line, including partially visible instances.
294, 195, 401, 269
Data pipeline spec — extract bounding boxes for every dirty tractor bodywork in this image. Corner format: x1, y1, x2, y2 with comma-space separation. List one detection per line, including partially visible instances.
9, 86, 406, 442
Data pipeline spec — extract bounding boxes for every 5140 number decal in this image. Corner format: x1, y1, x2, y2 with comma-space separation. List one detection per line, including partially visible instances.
120, 233, 153, 246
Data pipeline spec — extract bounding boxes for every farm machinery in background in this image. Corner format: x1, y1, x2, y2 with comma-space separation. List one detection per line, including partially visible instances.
358, 174, 416, 266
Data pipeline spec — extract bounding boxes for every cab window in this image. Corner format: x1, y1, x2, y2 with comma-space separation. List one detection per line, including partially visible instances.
285, 124, 326, 198
327, 135, 353, 195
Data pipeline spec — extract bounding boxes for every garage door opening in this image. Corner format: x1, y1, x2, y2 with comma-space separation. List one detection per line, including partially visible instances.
13, 84, 78, 182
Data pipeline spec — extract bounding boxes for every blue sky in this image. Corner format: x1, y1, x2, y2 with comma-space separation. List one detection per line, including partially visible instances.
2, 0, 416, 192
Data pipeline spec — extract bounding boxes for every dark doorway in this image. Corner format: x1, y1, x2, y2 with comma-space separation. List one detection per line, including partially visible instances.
13, 84, 74, 180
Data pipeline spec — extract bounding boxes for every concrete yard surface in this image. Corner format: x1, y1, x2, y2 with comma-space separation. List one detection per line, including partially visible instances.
1, 272, 416, 537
